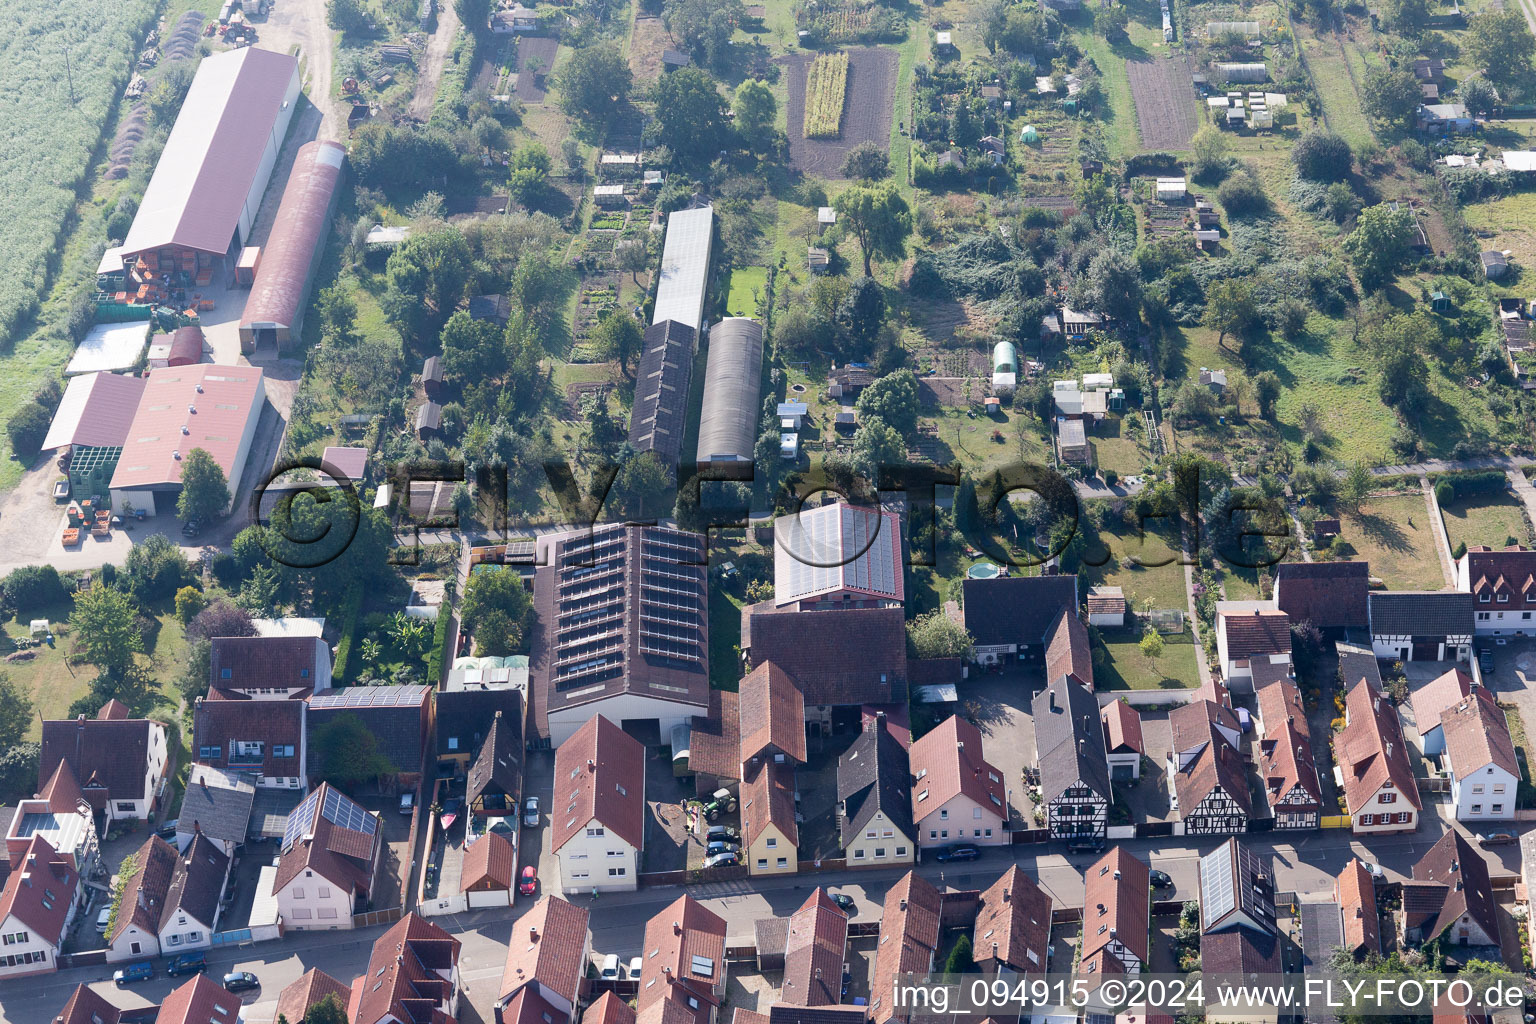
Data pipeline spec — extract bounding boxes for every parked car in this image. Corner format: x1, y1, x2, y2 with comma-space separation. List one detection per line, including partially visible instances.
705, 840, 739, 857
114, 963, 154, 987
1479, 648, 1495, 675
96, 906, 112, 932
156, 819, 179, 840
1479, 830, 1517, 846
705, 824, 740, 843
1362, 862, 1387, 879
934, 844, 980, 863
1149, 870, 1174, 889
519, 865, 537, 896
223, 972, 260, 993
166, 952, 207, 977
829, 892, 855, 912
628, 956, 643, 979
522, 796, 540, 828
703, 851, 739, 868
600, 954, 621, 980
399, 792, 415, 815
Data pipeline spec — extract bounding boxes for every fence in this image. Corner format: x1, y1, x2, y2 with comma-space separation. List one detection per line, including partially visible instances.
352, 907, 404, 929
58, 950, 107, 969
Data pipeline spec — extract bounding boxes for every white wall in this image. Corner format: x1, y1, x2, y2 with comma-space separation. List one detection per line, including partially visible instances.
1107, 751, 1141, 778
1450, 763, 1517, 821
844, 811, 914, 866
237, 68, 301, 249
159, 909, 216, 952
225, 376, 266, 504
915, 796, 1006, 848
276, 873, 355, 929
1350, 785, 1417, 834
556, 822, 638, 893
547, 693, 700, 747
0, 917, 60, 978
107, 923, 160, 963
1472, 601, 1536, 636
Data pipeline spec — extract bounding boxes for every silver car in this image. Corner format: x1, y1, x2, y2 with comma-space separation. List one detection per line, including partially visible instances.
522, 796, 540, 828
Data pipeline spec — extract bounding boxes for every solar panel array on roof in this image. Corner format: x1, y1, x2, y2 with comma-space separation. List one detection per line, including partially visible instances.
308, 685, 429, 708
283, 788, 321, 850
1201, 841, 1235, 923
775, 503, 901, 605
322, 787, 376, 834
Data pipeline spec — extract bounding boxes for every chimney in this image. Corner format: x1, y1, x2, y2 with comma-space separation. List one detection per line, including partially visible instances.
1050, 690, 1059, 713
992, 942, 998, 957
663, 966, 673, 977
1374, 697, 1381, 713
20, 872, 30, 887
200, 774, 209, 789
1003, 889, 1011, 902
529, 926, 538, 941
673, 921, 681, 934
1386, 742, 1393, 758
900, 899, 907, 911
957, 741, 965, 753
1113, 870, 1121, 880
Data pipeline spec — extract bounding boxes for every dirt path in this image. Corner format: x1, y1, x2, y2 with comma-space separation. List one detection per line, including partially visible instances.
1420, 473, 1458, 587
259, 0, 341, 140
409, 2, 461, 121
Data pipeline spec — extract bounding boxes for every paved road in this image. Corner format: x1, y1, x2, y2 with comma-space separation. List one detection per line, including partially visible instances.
2, 807, 1503, 1024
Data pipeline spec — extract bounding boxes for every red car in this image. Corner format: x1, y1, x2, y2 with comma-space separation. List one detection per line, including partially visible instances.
519, 865, 537, 896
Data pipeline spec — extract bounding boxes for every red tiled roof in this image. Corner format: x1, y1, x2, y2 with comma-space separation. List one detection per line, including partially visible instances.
688, 690, 740, 781
742, 603, 907, 707
1273, 561, 1369, 630
1255, 676, 1308, 740
738, 662, 807, 764
209, 636, 326, 695
782, 889, 848, 1007
741, 759, 797, 849
110, 364, 265, 491
38, 709, 157, 810
55, 985, 122, 1024
637, 895, 727, 1024
1336, 858, 1380, 956
870, 872, 942, 1024
352, 913, 461, 1024
551, 715, 646, 854
1408, 830, 1499, 947
1259, 717, 1321, 811
38, 761, 85, 815
1441, 688, 1518, 781
155, 974, 242, 1024
98, 700, 131, 720
585, 994, 638, 1024
0, 836, 77, 945
112, 835, 179, 944
1102, 700, 1144, 755
1338, 677, 1421, 816
274, 783, 380, 898
973, 866, 1052, 972
909, 716, 1004, 825
1082, 847, 1150, 968
1218, 609, 1292, 659
1411, 668, 1472, 735
461, 831, 516, 892
275, 969, 352, 1024
1044, 609, 1093, 689
501, 897, 591, 1007
500, 988, 565, 1024
1465, 545, 1536, 603
1168, 702, 1250, 820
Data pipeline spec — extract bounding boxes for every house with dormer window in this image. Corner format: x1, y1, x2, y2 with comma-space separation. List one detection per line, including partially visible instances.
909, 716, 1007, 849
1457, 545, 1536, 638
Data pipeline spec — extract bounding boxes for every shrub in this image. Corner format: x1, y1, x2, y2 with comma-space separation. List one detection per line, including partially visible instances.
1103, 468, 1118, 487
6, 403, 50, 460
1452, 540, 1467, 559
174, 586, 205, 624
4, 565, 67, 614
1292, 130, 1353, 182
1217, 172, 1269, 218
1435, 480, 1454, 505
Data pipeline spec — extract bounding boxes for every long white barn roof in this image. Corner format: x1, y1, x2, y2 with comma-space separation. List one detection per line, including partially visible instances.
651, 206, 714, 331
122, 47, 298, 256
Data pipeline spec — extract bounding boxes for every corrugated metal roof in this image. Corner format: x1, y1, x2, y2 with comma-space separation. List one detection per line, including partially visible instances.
241, 140, 345, 331
42, 372, 148, 451
67, 322, 151, 376
122, 47, 300, 256
652, 207, 713, 331
109, 364, 265, 490
695, 318, 762, 464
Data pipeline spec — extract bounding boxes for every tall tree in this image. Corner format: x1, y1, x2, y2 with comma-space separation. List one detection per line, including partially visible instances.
1465, 10, 1536, 86
460, 568, 535, 652
553, 44, 632, 127
733, 79, 778, 153
855, 369, 921, 437
1342, 460, 1373, 512
663, 0, 744, 66
834, 183, 912, 276
177, 448, 230, 524
1342, 204, 1416, 290
382, 228, 473, 342
1202, 279, 1257, 349
454, 0, 491, 33
906, 610, 975, 660
312, 714, 393, 788
72, 583, 142, 679
652, 68, 732, 164
590, 310, 643, 376
0, 674, 32, 751
1362, 66, 1423, 130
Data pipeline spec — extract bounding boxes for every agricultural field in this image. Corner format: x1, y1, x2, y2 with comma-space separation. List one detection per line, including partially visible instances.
1441, 490, 1533, 553
783, 46, 897, 175
1126, 55, 1199, 150
0, 0, 157, 346
804, 51, 850, 138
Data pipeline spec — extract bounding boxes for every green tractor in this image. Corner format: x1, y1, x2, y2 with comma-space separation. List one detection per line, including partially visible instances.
701, 788, 738, 822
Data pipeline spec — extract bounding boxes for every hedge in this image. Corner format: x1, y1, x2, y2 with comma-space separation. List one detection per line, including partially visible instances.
332, 583, 365, 684
1429, 469, 1508, 496
424, 580, 456, 684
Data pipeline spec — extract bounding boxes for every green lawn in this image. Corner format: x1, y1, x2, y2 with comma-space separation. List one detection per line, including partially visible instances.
708, 585, 746, 691
725, 266, 769, 319
1095, 628, 1201, 689
1082, 524, 1188, 613
1334, 494, 1449, 590
1090, 415, 1156, 477
1462, 192, 1536, 283
1441, 491, 1532, 553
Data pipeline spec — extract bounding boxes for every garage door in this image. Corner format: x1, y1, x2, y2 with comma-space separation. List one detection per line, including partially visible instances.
1413, 640, 1439, 660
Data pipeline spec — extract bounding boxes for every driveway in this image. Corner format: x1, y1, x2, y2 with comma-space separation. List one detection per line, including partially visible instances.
1122, 708, 1173, 822
960, 672, 1040, 828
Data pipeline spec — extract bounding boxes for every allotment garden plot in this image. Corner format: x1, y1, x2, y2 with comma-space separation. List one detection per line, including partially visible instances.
782, 46, 898, 177
1126, 56, 1198, 151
